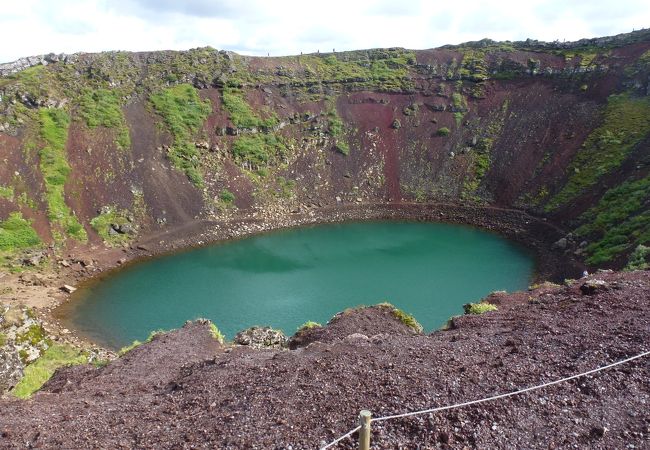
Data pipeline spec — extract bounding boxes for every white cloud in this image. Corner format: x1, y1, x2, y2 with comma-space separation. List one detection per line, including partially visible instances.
0, 0, 648, 62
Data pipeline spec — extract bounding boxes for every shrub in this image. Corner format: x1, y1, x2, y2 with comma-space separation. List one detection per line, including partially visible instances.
625, 244, 649, 271
464, 302, 498, 315
437, 127, 451, 136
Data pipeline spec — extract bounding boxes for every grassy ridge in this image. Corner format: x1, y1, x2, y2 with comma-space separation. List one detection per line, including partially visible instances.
38, 108, 87, 242
546, 93, 650, 210
150, 84, 212, 187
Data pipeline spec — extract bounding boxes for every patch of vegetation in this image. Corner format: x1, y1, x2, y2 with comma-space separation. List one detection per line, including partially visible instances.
0, 212, 41, 251
437, 127, 451, 136
222, 88, 278, 129
209, 322, 225, 344
219, 189, 235, 204
546, 93, 650, 210
15, 324, 48, 346
276, 177, 296, 199
378, 302, 423, 333
78, 89, 130, 150
575, 175, 650, 265
335, 141, 350, 155
90, 206, 133, 246
459, 49, 489, 81
296, 321, 321, 332
12, 344, 87, 399
299, 49, 415, 92
0, 332, 6, 346
118, 340, 142, 356
625, 244, 649, 271
150, 84, 212, 186
0, 185, 14, 200
38, 108, 87, 242
464, 302, 498, 315
231, 134, 288, 170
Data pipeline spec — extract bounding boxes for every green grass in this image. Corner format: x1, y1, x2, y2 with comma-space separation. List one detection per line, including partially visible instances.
546, 93, 650, 210
378, 302, 423, 333
222, 88, 278, 129
15, 324, 48, 346
79, 89, 131, 150
90, 206, 132, 246
437, 127, 451, 136
464, 302, 498, 315
231, 134, 287, 170
296, 321, 321, 332
219, 189, 235, 204
335, 141, 350, 155
277, 177, 296, 198
11, 344, 87, 399
209, 323, 225, 344
150, 84, 212, 187
574, 175, 650, 264
0, 185, 14, 200
0, 212, 41, 251
38, 108, 87, 242
118, 340, 142, 356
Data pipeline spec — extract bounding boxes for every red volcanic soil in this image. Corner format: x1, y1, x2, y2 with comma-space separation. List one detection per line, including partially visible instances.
0, 270, 647, 449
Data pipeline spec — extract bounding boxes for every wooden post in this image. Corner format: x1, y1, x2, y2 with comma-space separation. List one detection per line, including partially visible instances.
359, 410, 371, 450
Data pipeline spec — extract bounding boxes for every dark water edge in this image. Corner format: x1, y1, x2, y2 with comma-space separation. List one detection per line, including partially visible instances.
57, 221, 536, 349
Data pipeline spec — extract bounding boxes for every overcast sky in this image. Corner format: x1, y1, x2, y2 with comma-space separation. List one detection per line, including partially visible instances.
1, 0, 648, 63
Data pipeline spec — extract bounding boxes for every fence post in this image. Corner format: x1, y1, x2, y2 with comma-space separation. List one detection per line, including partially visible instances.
359, 410, 371, 450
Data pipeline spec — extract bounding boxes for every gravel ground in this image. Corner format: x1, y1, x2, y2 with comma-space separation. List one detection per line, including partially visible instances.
0, 271, 648, 449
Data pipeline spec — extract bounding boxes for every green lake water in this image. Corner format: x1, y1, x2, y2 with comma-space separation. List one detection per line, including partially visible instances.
60, 221, 535, 349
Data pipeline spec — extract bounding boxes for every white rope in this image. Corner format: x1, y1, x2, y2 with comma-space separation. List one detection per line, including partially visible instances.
318, 350, 649, 448
319, 426, 361, 450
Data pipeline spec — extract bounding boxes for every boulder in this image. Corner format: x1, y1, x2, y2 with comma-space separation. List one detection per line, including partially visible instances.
233, 326, 287, 349
61, 285, 77, 294
552, 237, 568, 251
579, 279, 609, 296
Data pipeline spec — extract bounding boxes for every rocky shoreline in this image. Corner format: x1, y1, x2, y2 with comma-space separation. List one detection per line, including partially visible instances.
1, 202, 583, 353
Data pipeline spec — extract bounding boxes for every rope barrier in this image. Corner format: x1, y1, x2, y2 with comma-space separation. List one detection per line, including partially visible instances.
319, 426, 361, 450
319, 350, 649, 449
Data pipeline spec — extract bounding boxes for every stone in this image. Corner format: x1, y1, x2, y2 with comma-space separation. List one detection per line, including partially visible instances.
2, 306, 24, 328
579, 279, 609, 296
19, 273, 47, 287
552, 238, 568, 251
118, 223, 135, 235
61, 285, 77, 294
233, 326, 287, 349
391, 119, 401, 129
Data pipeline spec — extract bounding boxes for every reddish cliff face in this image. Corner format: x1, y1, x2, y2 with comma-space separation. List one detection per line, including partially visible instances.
0, 30, 649, 269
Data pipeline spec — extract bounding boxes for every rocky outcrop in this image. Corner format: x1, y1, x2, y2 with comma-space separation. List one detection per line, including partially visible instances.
0, 305, 49, 392
0, 53, 77, 77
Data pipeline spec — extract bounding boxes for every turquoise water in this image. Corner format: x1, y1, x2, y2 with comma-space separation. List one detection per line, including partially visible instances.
60, 221, 535, 349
